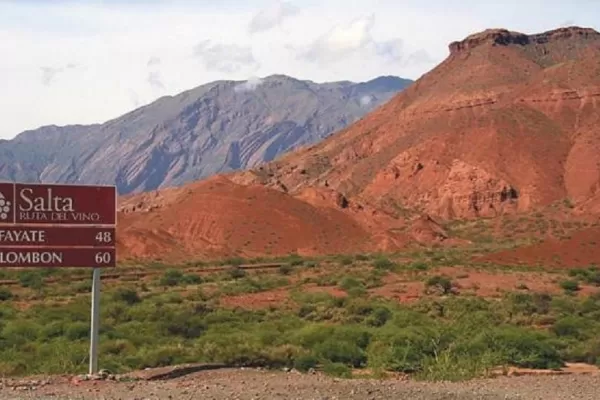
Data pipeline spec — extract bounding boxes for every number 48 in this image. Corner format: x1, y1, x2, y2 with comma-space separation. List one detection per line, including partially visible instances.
95, 231, 112, 243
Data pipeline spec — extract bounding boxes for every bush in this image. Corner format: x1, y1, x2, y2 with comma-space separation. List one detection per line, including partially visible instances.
18, 271, 44, 290
411, 261, 429, 271
278, 264, 293, 275
373, 257, 395, 270
112, 288, 141, 305
568, 267, 600, 286
339, 277, 364, 292
338, 256, 354, 266
0, 288, 13, 301
287, 254, 305, 266
491, 328, 563, 369
426, 276, 454, 295
322, 362, 352, 378
65, 322, 90, 341
223, 257, 245, 266
159, 269, 185, 287
560, 280, 580, 294
228, 266, 247, 279
293, 354, 318, 372
159, 269, 202, 286
366, 307, 392, 327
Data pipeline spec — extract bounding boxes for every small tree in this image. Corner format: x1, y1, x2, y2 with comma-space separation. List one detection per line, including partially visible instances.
425, 275, 455, 295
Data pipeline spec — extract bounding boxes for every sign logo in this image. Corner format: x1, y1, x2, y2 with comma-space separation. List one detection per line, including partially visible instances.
0, 192, 11, 221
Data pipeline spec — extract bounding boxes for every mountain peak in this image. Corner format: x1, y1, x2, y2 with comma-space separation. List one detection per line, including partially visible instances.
1, 73, 413, 194
449, 26, 600, 54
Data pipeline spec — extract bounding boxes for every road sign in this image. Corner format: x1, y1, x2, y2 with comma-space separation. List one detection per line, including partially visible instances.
0, 183, 116, 225
0, 247, 116, 267
0, 181, 118, 375
0, 226, 115, 247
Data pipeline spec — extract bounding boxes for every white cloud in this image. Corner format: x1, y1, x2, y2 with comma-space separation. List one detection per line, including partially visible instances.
298, 15, 377, 63
193, 40, 260, 74
404, 49, 436, 66
234, 76, 265, 92
128, 89, 141, 108
248, 0, 299, 33
295, 14, 409, 65
40, 63, 78, 86
147, 71, 165, 90
147, 56, 161, 67
359, 95, 373, 106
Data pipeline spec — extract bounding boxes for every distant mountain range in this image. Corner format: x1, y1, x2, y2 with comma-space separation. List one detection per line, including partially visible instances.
0, 74, 412, 195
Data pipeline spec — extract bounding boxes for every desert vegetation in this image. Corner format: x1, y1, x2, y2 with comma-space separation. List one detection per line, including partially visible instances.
0, 250, 599, 382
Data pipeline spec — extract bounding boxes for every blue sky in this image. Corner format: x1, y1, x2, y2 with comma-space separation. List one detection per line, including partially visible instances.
0, 0, 598, 139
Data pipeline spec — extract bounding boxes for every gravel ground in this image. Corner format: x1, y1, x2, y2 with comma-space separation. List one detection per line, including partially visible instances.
1, 368, 599, 400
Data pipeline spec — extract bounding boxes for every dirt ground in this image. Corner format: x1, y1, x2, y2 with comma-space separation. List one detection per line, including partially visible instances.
1, 368, 600, 400
475, 226, 600, 268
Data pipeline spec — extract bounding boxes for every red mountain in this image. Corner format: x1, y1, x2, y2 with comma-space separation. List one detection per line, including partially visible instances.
117, 26, 600, 261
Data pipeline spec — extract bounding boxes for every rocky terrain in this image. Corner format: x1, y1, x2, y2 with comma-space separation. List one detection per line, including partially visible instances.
115, 26, 600, 262
234, 27, 600, 220
0, 75, 411, 195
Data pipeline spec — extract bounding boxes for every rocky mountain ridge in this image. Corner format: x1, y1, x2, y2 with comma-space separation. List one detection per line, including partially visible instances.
229, 26, 600, 220
0, 74, 412, 195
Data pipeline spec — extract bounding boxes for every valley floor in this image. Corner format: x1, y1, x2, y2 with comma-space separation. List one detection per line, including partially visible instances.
1, 368, 600, 400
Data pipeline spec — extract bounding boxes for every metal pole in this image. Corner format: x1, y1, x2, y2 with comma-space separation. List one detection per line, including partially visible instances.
89, 267, 101, 375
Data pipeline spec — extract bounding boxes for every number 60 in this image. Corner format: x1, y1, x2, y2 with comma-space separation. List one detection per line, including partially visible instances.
94, 252, 111, 264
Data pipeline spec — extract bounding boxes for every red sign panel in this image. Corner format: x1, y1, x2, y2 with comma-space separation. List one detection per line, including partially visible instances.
0, 226, 115, 247
0, 247, 115, 268
0, 183, 116, 225
0, 182, 117, 268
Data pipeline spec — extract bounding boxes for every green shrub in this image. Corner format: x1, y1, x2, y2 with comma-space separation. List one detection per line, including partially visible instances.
338, 256, 354, 266
182, 274, 202, 284
223, 257, 245, 266
568, 267, 600, 286
339, 277, 364, 292
0, 288, 13, 301
159, 269, 185, 286
551, 316, 591, 340
411, 261, 429, 271
112, 288, 141, 305
426, 276, 454, 295
287, 254, 305, 266
366, 307, 392, 327
373, 257, 395, 270
65, 322, 89, 341
278, 264, 293, 275
322, 362, 352, 378
560, 280, 580, 294
18, 271, 44, 290
480, 327, 563, 369
228, 266, 247, 279
293, 354, 318, 372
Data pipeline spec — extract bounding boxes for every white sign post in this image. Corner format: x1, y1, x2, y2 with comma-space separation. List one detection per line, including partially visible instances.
89, 267, 102, 375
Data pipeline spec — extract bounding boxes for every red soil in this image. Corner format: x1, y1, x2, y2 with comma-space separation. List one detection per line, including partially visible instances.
476, 226, 600, 268
218, 288, 291, 309
117, 175, 389, 261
